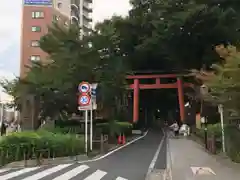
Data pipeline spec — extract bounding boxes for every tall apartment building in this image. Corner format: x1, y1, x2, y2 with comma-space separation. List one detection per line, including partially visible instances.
20, 0, 93, 77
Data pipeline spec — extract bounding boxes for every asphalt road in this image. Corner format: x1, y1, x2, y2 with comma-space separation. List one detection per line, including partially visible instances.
84, 129, 166, 180
0, 129, 166, 180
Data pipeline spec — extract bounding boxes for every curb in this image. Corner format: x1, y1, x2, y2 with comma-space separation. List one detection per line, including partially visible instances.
165, 132, 173, 180
2, 155, 89, 169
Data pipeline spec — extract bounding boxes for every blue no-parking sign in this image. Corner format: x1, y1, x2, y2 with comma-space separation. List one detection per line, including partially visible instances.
79, 94, 90, 106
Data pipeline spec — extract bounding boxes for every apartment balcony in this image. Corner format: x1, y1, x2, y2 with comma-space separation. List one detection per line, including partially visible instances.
71, 16, 79, 25
83, 2, 92, 13
83, 25, 91, 33
71, 0, 80, 7
71, 7, 79, 20
83, 20, 92, 30
83, 13, 92, 22
84, 0, 92, 3
71, 0, 80, 18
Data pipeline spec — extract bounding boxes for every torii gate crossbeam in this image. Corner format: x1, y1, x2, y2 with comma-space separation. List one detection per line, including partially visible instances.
126, 74, 193, 123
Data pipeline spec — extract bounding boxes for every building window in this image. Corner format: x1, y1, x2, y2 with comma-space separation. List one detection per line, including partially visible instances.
32, 26, 41, 32
32, 11, 44, 19
53, 15, 60, 22
31, 40, 40, 47
30, 55, 41, 62
57, 2, 62, 9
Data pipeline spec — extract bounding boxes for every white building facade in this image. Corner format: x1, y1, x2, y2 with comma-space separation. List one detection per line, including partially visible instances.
53, 0, 93, 34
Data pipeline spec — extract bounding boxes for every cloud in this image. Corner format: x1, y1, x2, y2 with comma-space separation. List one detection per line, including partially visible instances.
0, 1, 21, 79
93, 0, 131, 23
0, 42, 20, 76
0, 69, 15, 80
0, 0, 131, 80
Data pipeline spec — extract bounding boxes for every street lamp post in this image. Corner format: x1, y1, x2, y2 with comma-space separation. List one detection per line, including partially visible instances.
0, 103, 3, 136
200, 84, 209, 149
218, 104, 226, 153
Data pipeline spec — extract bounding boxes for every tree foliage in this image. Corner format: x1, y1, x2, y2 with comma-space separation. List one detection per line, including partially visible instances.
121, 0, 240, 71
1, 22, 128, 120
193, 45, 240, 113
2, 0, 240, 123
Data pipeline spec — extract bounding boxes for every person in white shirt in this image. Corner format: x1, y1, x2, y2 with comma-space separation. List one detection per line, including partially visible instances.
170, 121, 179, 136
179, 124, 190, 136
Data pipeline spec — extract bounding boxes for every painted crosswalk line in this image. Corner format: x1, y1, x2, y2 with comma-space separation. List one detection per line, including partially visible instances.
0, 168, 10, 174
0, 167, 40, 180
52, 164, 89, 180
0, 163, 128, 180
84, 169, 107, 180
116, 177, 128, 180
21, 164, 72, 180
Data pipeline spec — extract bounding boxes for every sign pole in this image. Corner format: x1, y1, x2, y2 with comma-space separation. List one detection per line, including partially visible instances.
90, 100, 93, 151
218, 104, 226, 153
85, 110, 88, 154
78, 82, 97, 154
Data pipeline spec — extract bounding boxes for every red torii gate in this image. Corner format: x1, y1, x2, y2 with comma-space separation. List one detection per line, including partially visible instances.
126, 74, 193, 123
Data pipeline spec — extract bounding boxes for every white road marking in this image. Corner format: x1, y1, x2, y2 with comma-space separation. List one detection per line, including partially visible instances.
116, 177, 128, 180
52, 165, 89, 180
84, 169, 107, 180
191, 167, 216, 175
146, 130, 166, 175
0, 167, 39, 180
78, 130, 149, 163
21, 164, 72, 180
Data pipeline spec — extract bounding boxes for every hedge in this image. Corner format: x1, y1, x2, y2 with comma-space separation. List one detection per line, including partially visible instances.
195, 123, 222, 139
96, 121, 133, 136
55, 119, 82, 127
225, 125, 240, 163
45, 126, 84, 134
0, 130, 84, 166
196, 123, 240, 163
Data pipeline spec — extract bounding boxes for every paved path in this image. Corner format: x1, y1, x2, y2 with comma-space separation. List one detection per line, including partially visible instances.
0, 130, 166, 180
84, 130, 166, 180
169, 137, 240, 180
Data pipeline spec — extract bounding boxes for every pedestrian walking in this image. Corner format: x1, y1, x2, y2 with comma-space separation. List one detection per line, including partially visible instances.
170, 121, 179, 136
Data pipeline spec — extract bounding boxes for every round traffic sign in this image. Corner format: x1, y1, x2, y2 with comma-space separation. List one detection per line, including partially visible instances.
78, 82, 90, 93
78, 94, 90, 106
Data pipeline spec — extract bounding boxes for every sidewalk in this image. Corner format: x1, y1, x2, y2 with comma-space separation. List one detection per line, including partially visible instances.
168, 137, 240, 180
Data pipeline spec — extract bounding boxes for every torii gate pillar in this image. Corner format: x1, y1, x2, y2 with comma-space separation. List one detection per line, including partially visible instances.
133, 79, 139, 122
177, 77, 185, 122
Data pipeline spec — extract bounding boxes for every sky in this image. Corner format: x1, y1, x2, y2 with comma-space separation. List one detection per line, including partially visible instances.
0, 0, 131, 80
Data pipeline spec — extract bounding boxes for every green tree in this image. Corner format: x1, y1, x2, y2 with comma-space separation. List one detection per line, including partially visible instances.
194, 45, 240, 114
3, 0, 240, 126
113, 0, 240, 71
1, 22, 128, 123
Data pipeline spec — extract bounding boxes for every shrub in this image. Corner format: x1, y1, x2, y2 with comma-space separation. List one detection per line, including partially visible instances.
207, 123, 222, 138
45, 126, 83, 134
96, 121, 132, 136
195, 123, 222, 139
54, 119, 85, 134
0, 130, 84, 166
195, 128, 205, 139
225, 125, 240, 163
55, 119, 81, 128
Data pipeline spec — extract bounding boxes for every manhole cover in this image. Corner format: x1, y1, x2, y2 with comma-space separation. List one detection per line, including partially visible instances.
191, 167, 216, 175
